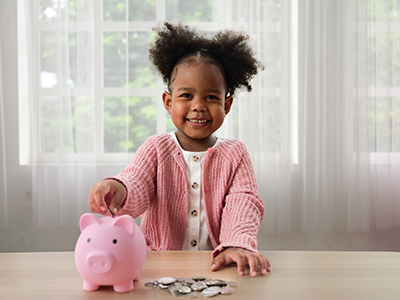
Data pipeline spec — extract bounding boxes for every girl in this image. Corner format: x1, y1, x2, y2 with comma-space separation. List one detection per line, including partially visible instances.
88, 22, 271, 277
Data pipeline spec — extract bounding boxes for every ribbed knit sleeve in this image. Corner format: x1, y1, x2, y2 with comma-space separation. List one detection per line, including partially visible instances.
203, 140, 264, 258
112, 135, 159, 218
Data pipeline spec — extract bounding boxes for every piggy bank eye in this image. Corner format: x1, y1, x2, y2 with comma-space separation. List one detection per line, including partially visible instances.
87, 238, 91, 243
113, 239, 117, 244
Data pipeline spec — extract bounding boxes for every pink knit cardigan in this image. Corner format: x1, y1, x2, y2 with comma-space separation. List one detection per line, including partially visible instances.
113, 133, 264, 258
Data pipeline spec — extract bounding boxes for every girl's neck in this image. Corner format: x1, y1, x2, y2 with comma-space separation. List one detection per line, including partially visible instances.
174, 132, 217, 152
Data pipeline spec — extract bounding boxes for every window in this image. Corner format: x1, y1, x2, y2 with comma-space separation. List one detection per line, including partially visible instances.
18, 0, 291, 164
355, 0, 400, 160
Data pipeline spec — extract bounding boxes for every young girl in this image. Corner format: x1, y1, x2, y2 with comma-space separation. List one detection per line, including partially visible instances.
88, 22, 271, 277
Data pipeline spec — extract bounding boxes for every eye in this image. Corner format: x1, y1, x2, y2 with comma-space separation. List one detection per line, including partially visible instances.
206, 95, 218, 100
113, 239, 117, 244
180, 93, 192, 99
87, 238, 91, 243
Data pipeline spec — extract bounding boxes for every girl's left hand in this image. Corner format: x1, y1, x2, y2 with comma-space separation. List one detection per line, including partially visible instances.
211, 247, 271, 277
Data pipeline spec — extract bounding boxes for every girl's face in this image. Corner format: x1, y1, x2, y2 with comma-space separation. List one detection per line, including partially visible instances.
162, 61, 233, 151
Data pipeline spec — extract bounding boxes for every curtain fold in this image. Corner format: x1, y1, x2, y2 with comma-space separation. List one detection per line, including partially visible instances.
19, 0, 99, 228
0, 0, 11, 228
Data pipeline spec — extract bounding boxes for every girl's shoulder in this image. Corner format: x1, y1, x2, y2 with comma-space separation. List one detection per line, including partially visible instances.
215, 137, 247, 152
141, 133, 179, 154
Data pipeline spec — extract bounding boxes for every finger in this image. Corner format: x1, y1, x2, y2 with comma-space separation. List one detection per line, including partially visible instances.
266, 257, 272, 272
109, 187, 126, 214
211, 254, 226, 271
88, 187, 104, 214
93, 184, 110, 213
246, 253, 258, 277
233, 253, 246, 276
256, 253, 267, 275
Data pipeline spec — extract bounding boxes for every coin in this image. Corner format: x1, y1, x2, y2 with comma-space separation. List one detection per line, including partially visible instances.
144, 281, 154, 287
220, 287, 233, 295
182, 278, 195, 286
186, 292, 200, 298
159, 277, 177, 285
202, 286, 221, 298
206, 279, 227, 286
178, 286, 192, 294
192, 276, 206, 281
226, 281, 238, 287
191, 281, 207, 291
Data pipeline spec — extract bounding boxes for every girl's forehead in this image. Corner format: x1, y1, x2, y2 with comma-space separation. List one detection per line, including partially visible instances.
171, 60, 227, 89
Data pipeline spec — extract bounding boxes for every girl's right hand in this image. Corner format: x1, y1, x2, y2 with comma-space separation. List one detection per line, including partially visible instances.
88, 179, 127, 215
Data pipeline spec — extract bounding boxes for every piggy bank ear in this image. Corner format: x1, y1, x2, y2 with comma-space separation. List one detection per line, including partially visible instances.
79, 213, 101, 231
112, 215, 135, 236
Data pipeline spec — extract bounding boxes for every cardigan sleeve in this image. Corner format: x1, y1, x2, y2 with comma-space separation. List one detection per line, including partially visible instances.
212, 142, 264, 258
111, 136, 158, 219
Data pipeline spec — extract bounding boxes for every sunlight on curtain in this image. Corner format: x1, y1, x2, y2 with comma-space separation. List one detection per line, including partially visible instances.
215, 0, 293, 234
300, 0, 400, 233
19, 0, 98, 228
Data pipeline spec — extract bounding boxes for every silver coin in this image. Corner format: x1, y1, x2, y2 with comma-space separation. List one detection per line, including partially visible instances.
186, 292, 200, 298
226, 281, 239, 287
192, 276, 206, 281
182, 278, 195, 286
191, 281, 207, 291
144, 281, 154, 287
206, 279, 227, 286
202, 286, 221, 298
159, 284, 170, 289
174, 282, 183, 287
159, 277, 177, 285
178, 286, 192, 294
220, 287, 233, 295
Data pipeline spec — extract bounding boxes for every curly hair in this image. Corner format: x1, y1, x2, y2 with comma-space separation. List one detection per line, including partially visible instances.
148, 21, 263, 96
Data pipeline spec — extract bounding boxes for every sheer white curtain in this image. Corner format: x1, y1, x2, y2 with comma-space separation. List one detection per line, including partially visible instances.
19, 0, 98, 228
0, 0, 11, 228
218, 0, 400, 235
18, 0, 400, 233
299, 0, 400, 233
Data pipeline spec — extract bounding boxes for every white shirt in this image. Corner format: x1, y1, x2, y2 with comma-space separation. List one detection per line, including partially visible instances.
170, 132, 220, 250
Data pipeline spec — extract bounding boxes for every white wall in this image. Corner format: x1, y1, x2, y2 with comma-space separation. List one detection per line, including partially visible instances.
1, 0, 399, 253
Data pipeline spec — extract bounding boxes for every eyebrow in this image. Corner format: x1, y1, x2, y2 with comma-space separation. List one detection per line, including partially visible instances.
176, 87, 223, 94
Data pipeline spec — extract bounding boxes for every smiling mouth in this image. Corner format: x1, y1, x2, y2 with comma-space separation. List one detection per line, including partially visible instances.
188, 119, 209, 123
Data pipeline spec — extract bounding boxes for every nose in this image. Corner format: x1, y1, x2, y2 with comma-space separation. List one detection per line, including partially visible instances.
191, 97, 206, 111
86, 250, 113, 274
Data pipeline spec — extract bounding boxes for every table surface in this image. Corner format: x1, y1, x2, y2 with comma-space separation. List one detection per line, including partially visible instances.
0, 250, 400, 300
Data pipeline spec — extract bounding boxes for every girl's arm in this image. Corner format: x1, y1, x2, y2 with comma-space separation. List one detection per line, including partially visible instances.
212, 142, 269, 276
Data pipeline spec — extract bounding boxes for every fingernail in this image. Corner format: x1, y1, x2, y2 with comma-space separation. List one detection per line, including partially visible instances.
261, 269, 267, 275
100, 205, 107, 211
211, 264, 215, 269
252, 271, 257, 277
239, 271, 244, 276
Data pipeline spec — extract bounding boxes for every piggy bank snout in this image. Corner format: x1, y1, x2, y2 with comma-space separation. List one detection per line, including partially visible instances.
86, 250, 114, 274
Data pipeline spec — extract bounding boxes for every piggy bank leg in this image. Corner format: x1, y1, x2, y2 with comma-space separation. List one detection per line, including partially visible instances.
134, 274, 140, 281
114, 281, 134, 293
83, 280, 99, 292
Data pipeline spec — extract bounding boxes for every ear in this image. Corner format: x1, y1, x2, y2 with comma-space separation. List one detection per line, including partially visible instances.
162, 91, 172, 115
80, 213, 101, 231
224, 96, 233, 115
112, 215, 135, 236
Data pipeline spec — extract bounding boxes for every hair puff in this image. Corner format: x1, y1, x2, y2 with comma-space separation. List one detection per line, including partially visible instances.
148, 21, 263, 96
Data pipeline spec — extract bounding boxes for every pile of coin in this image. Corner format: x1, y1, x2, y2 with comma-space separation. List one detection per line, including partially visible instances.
144, 276, 238, 298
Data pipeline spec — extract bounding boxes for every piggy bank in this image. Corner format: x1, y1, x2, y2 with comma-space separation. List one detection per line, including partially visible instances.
74, 213, 146, 293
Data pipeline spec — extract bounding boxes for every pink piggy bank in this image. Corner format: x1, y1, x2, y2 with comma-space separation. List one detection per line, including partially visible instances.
74, 213, 146, 293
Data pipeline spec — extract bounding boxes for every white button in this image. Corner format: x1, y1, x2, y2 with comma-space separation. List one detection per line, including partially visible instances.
192, 182, 199, 189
